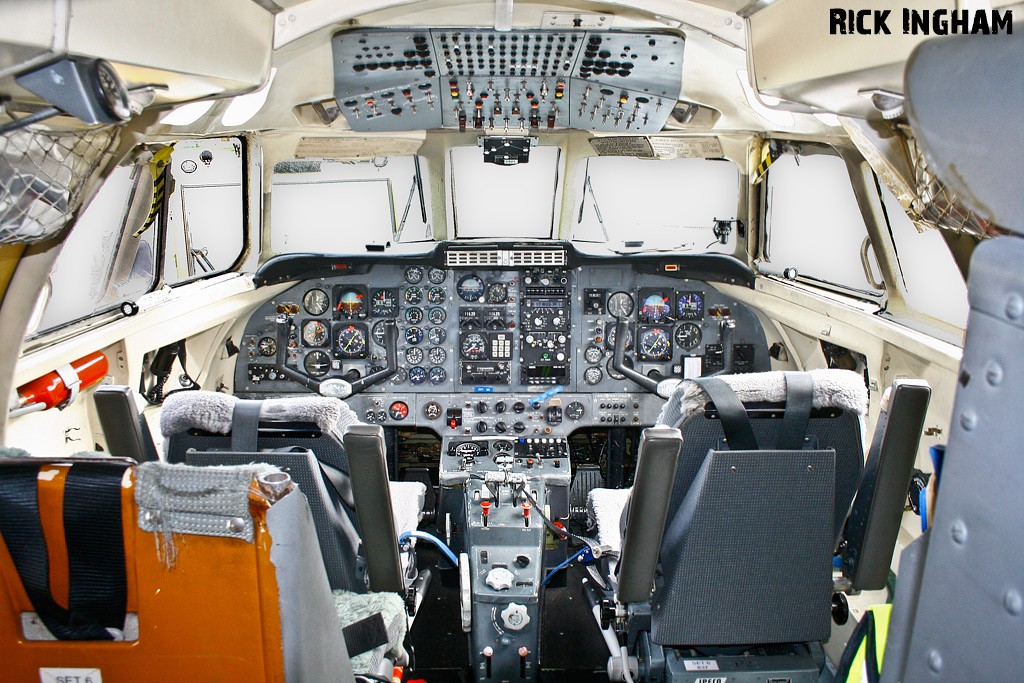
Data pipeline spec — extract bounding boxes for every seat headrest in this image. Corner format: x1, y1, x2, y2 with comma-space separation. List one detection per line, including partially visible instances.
657, 369, 868, 429
160, 391, 360, 442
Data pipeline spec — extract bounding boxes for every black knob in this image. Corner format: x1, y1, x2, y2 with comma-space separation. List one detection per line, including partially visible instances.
514, 555, 530, 568
495, 400, 506, 413
495, 421, 507, 433
476, 401, 488, 414
476, 421, 488, 433
513, 401, 526, 413
513, 422, 526, 433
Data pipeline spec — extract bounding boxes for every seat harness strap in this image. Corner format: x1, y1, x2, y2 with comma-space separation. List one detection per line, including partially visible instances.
0, 461, 129, 640
693, 377, 758, 450
776, 372, 814, 450
231, 399, 264, 452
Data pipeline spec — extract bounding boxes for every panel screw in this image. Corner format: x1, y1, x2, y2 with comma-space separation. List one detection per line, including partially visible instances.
927, 649, 943, 673
229, 517, 246, 533
985, 361, 1004, 386
1006, 293, 1024, 320
951, 520, 968, 545
960, 410, 977, 431
1004, 589, 1022, 616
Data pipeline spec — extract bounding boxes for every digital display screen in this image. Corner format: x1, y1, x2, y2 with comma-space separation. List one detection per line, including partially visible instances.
524, 365, 568, 378
528, 298, 564, 309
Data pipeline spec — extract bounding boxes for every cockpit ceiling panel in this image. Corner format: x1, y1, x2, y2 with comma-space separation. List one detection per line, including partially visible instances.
330, 28, 684, 133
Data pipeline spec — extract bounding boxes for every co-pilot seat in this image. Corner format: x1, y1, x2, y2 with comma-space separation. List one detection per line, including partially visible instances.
0, 454, 409, 682
588, 370, 870, 682
160, 391, 426, 594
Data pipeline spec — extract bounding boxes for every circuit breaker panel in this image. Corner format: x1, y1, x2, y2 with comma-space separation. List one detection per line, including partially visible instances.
330, 28, 684, 133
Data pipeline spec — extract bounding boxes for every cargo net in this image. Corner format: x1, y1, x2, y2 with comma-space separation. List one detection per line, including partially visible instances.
0, 126, 119, 244
905, 131, 1000, 239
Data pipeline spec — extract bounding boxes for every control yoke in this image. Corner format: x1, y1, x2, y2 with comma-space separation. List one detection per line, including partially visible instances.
611, 320, 682, 399
274, 314, 398, 399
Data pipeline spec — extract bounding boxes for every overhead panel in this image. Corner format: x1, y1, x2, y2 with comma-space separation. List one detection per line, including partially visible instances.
330, 28, 684, 133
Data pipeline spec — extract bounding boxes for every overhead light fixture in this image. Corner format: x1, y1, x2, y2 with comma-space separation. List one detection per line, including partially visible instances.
221, 68, 277, 127
736, 70, 794, 127
160, 100, 214, 126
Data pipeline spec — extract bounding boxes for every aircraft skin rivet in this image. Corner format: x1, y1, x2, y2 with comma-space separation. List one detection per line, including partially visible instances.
960, 410, 977, 431
1005, 294, 1024, 320
986, 362, 1004, 386
951, 520, 968, 545
927, 649, 943, 673
1003, 589, 1022, 616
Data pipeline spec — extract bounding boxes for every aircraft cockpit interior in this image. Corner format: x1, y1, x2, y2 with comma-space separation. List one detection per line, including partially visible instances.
0, 1, 1020, 682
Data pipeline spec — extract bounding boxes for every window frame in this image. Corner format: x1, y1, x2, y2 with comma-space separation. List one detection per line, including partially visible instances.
25, 135, 252, 342
757, 143, 887, 304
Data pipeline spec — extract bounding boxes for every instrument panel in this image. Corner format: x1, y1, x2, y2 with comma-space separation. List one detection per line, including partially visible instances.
236, 249, 768, 434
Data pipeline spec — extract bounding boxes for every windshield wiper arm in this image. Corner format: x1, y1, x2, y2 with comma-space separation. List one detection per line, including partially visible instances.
578, 173, 609, 241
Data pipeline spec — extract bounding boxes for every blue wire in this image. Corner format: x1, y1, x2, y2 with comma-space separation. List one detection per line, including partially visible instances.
399, 530, 459, 567
542, 547, 590, 585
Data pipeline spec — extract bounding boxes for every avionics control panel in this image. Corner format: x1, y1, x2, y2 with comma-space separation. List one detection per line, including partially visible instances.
236, 245, 770, 433
330, 28, 685, 133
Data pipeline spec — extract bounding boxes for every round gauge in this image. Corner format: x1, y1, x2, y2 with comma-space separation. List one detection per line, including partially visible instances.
405, 326, 424, 345
427, 287, 446, 304
370, 289, 397, 317
428, 347, 447, 365
372, 320, 388, 346
428, 307, 446, 325
428, 267, 447, 284
456, 442, 483, 459
677, 292, 705, 320
607, 292, 634, 319
674, 322, 703, 351
335, 325, 367, 357
303, 350, 331, 377
405, 266, 424, 284
584, 366, 603, 385
638, 327, 672, 361
640, 293, 671, 321
336, 289, 365, 317
303, 289, 329, 316
428, 326, 447, 345
457, 274, 485, 302
486, 282, 508, 303
460, 332, 487, 360
391, 367, 409, 384
604, 323, 634, 351
389, 401, 409, 421
606, 355, 634, 380
405, 287, 423, 305
257, 337, 277, 357
566, 402, 585, 420
302, 320, 329, 347
406, 347, 425, 365
406, 307, 423, 325
584, 345, 604, 364
92, 60, 131, 122
424, 401, 442, 419
408, 366, 427, 385
429, 367, 447, 385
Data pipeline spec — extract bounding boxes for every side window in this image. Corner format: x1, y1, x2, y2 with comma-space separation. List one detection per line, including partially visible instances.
162, 138, 245, 284
763, 153, 882, 295
880, 181, 968, 328
33, 164, 157, 334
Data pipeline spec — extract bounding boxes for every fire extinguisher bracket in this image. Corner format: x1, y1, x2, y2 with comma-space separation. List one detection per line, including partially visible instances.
53, 363, 82, 409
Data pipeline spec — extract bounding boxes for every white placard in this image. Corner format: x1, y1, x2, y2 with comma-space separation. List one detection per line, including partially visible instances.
683, 659, 720, 671
39, 668, 103, 683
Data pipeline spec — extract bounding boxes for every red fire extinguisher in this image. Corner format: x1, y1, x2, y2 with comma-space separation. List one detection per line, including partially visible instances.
10, 351, 108, 417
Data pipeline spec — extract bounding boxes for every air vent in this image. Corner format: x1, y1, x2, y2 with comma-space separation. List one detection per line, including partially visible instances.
445, 247, 566, 267
446, 249, 502, 267
510, 248, 566, 267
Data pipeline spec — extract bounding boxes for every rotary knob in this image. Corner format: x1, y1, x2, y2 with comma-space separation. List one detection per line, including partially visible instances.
485, 567, 515, 591
500, 602, 530, 630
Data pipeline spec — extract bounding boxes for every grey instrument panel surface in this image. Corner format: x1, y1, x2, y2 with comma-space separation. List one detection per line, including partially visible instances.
235, 262, 768, 434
